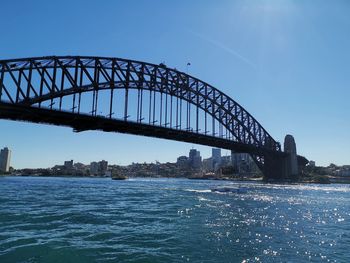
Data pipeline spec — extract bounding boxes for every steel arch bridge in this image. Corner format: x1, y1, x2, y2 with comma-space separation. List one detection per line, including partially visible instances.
0, 56, 289, 179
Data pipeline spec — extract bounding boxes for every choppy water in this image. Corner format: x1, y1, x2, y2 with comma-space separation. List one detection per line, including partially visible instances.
1, 177, 350, 262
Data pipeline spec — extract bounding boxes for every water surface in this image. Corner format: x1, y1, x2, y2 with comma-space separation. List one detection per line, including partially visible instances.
0, 177, 349, 262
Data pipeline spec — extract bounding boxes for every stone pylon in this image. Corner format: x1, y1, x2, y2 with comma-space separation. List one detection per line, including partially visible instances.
284, 135, 298, 178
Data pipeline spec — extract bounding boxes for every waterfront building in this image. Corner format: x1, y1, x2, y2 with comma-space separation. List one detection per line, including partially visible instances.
177, 156, 189, 169
90, 160, 108, 176
99, 160, 108, 175
231, 151, 252, 173
90, 162, 99, 175
74, 162, 86, 170
64, 160, 73, 170
73, 162, 88, 176
202, 157, 213, 171
0, 147, 11, 172
212, 148, 222, 171
344, 169, 350, 177
189, 149, 202, 169
336, 167, 350, 177
221, 155, 231, 167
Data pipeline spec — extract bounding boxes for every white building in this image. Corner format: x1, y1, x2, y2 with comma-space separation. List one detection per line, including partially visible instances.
0, 147, 12, 172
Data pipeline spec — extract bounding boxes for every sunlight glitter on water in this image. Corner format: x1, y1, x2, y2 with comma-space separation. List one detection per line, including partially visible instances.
0, 177, 349, 262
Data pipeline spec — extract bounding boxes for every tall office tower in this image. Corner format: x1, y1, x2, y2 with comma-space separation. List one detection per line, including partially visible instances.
189, 149, 202, 169
0, 147, 12, 172
212, 148, 222, 170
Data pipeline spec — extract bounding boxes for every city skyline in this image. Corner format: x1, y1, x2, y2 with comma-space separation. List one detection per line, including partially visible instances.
1, 143, 235, 170
1, 0, 350, 168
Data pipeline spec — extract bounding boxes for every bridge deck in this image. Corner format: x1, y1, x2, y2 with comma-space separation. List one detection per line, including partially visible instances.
0, 102, 284, 157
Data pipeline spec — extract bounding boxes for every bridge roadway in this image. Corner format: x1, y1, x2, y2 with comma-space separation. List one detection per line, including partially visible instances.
0, 102, 284, 158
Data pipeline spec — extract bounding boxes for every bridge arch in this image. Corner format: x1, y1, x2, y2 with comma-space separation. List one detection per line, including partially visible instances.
0, 56, 282, 173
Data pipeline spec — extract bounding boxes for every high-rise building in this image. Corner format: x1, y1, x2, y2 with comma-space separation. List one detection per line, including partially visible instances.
189, 149, 202, 169
231, 150, 252, 173
212, 148, 222, 171
0, 147, 12, 172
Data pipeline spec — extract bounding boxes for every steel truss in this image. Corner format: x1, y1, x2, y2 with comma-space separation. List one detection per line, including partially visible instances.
0, 56, 283, 173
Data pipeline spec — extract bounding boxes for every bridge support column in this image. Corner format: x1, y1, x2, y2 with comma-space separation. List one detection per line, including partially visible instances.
263, 134, 299, 181
283, 134, 299, 180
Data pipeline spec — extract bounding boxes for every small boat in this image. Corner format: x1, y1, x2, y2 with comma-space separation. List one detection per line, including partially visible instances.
111, 172, 128, 180
211, 186, 248, 194
111, 175, 128, 180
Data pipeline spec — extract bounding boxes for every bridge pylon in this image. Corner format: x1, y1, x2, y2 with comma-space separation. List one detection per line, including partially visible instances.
284, 135, 298, 177
263, 134, 299, 181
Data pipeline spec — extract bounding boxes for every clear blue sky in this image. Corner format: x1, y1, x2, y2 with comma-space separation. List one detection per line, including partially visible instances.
1, 0, 349, 168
